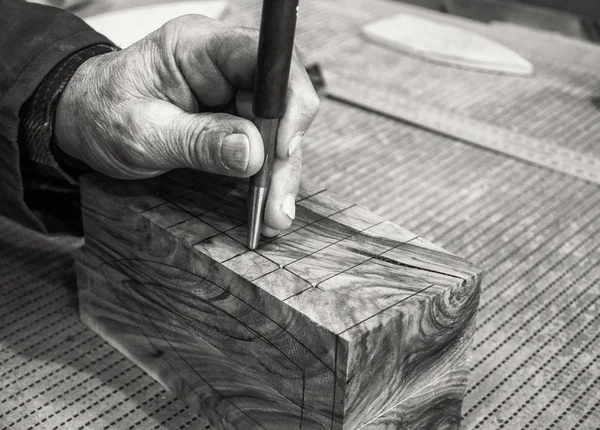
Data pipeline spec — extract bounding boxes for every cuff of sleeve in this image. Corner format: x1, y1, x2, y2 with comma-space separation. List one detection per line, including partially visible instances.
19, 43, 118, 190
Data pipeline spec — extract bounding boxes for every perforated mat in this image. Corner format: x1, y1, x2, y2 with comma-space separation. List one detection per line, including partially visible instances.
1, 0, 599, 429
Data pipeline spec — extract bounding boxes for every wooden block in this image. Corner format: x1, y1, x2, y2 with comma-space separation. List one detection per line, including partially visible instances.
76, 169, 482, 430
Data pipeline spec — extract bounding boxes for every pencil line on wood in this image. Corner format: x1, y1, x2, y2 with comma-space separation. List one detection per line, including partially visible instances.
250, 204, 359, 285
299, 372, 307, 430
219, 226, 285, 270
164, 218, 189, 229
161, 194, 251, 256
330, 335, 340, 430
139, 201, 169, 214
223, 244, 285, 276
296, 189, 328, 203
191, 233, 222, 248
235, 199, 356, 253
312, 234, 419, 289
282, 220, 395, 300
283, 211, 377, 271
163, 193, 239, 224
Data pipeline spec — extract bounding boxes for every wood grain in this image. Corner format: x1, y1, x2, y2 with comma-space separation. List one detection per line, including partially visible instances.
361, 364, 470, 430
77, 169, 482, 429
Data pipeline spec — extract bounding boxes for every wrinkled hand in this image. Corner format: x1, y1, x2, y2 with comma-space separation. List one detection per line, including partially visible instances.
54, 15, 320, 234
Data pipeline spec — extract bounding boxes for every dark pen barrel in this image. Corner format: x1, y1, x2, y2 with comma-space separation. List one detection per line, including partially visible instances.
253, 0, 299, 119
247, 0, 299, 248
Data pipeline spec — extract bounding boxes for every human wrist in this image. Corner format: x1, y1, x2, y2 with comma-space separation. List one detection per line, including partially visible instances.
53, 53, 107, 163
19, 43, 118, 183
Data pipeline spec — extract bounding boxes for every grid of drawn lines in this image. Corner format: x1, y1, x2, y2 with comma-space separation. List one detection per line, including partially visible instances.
136, 172, 441, 312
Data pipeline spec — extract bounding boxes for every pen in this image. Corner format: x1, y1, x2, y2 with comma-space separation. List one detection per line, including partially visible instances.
247, 0, 299, 250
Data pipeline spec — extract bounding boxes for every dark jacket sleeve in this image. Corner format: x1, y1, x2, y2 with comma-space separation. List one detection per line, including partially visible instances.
0, 0, 113, 232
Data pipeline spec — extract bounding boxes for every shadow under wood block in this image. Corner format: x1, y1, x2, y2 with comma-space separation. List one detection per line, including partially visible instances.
76, 169, 483, 430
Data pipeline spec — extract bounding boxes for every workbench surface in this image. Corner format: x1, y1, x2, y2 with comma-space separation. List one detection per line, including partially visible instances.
2, 0, 599, 429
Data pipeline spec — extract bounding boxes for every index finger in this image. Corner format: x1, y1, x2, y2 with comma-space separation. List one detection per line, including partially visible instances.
161, 17, 260, 107
275, 57, 320, 159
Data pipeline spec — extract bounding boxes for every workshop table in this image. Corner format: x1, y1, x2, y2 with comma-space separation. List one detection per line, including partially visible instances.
1, 0, 599, 429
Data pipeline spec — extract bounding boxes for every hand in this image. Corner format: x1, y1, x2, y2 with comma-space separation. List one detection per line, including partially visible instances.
54, 15, 320, 234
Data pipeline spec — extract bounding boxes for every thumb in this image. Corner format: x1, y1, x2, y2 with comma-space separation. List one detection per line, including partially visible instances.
158, 109, 264, 177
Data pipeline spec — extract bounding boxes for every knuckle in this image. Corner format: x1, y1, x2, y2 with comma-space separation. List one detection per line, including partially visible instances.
163, 14, 209, 32
153, 17, 179, 42
218, 25, 258, 43
154, 15, 217, 50
186, 119, 211, 166
291, 147, 303, 172
185, 115, 227, 170
209, 26, 258, 64
235, 26, 260, 41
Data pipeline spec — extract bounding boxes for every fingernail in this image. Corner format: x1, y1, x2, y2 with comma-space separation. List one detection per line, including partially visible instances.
281, 194, 296, 220
221, 133, 250, 171
288, 133, 303, 158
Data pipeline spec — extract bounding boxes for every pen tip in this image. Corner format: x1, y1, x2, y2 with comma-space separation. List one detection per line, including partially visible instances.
247, 224, 260, 249
247, 186, 268, 250
247, 237, 259, 250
